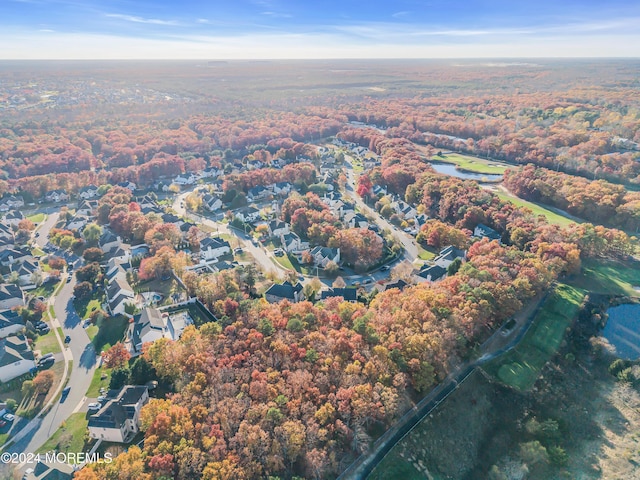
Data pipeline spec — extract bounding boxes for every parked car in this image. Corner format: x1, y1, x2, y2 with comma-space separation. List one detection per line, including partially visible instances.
37, 326, 50, 335
39, 353, 54, 362
380, 265, 390, 271
64, 335, 71, 343
66, 275, 72, 283
87, 402, 101, 411
3, 413, 15, 422
97, 395, 107, 404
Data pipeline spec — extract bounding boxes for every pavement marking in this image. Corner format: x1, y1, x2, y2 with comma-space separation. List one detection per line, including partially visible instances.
71, 397, 87, 414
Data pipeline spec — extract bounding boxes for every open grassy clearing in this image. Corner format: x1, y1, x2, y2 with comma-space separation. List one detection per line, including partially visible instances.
494, 191, 577, 227
37, 413, 88, 455
482, 284, 585, 392
91, 315, 129, 353
27, 213, 45, 223
571, 258, 640, 298
34, 328, 61, 355
433, 152, 510, 174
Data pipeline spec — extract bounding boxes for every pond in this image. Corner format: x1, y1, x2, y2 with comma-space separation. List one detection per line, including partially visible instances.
429, 162, 503, 182
602, 303, 640, 360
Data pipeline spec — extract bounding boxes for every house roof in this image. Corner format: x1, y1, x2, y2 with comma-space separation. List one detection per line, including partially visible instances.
265, 281, 303, 300
436, 245, 466, 262
132, 307, 166, 347
0, 334, 34, 368
417, 264, 447, 281
88, 385, 148, 430
0, 284, 22, 302
475, 223, 501, 241
320, 287, 357, 301
310, 246, 339, 259
200, 237, 230, 250
384, 279, 409, 291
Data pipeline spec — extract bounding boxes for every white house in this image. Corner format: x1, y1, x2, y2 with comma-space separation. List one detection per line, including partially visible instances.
99, 230, 122, 254
78, 185, 99, 200
201, 167, 223, 179
44, 189, 69, 203
310, 246, 340, 268
200, 237, 231, 261
433, 246, 466, 269
117, 181, 137, 192
106, 271, 136, 316
174, 173, 198, 186
88, 385, 149, 443
235, 206, 261, 223
202, 194, 223, 212
0, 335, 36, 383
268, 219, 289, 238
272, 182, 293, 196
281, 232, 309, 254
474, 223, 502, 244
344, 212, 369, 229
128, 307, 194, 355
0, 195, 24, 212
11, 258, 40, 287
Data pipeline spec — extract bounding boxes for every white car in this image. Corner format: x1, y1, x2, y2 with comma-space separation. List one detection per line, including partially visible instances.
87, 402, 101, 411
3, 413, 15, 422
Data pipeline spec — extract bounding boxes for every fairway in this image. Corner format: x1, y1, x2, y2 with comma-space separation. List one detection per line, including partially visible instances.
495, 191, 577, 227
571, 258, 640, 298
434, 153, 509, 174
483, 284, 585, 391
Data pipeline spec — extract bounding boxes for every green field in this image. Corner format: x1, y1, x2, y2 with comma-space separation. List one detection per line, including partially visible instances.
34, 328, 62, 355
495, 191, 577, 227
74, 292, 105, 320
432, 153, 509, 174
37, 413, 88, 455
92, 315, 129, 353
571, 258, 640, 298
27, 213, 46, 224
483, 284, 585, 392
87, 366, 113, 397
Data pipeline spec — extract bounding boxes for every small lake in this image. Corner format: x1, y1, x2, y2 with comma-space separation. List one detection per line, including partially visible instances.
429, 162, 503, 182
602, 303, 640, 360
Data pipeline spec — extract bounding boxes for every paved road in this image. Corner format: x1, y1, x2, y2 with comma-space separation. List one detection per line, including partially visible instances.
337, 290, 550, 480
343, 157, 419, 262
34, 212, 59, 248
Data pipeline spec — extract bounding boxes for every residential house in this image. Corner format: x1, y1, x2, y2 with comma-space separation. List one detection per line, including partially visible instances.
201, 167, 223, 179
21, 460, 74, 480
247, 185, 270, 202
281, 232, 309, 254
268, 219, 289, 238
372, 185, 387, 197
88, 385, 149, 443
0, 195, 24, 212
11, 258, 40, 287
3, 209, 24, 228
99, 230, 122, 254
106, 269, 135, 316
44, 189, 69, 203
174, 172, 198, 186
416, 264, 447, 283
310, 246, 340, 268
433, 245, 466, 269
78, 184, 100, 200
76, 199, 98, 218
200, 237, 231, 261
264, 281, 304, 303
202, 193, 223, 212
320, 287, 357, 302
272, 182, 293, 196
474, 223, 502, 244
235, 206, 261, 224
0, 248, 30, 267
383, 279, 409, 292
0, 310, 24, 338
65, 212, 91, 232
0, 334, 36, 383
128, 307, 167, 353
344, 212, 368, 229
117, 181, 137, 192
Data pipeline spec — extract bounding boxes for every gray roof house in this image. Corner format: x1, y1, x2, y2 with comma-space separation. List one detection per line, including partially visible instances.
265, 281, 304, 303
88, 385, 149, 443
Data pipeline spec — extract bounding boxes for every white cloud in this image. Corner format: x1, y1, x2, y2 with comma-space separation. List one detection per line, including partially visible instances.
105, 13, 181, 26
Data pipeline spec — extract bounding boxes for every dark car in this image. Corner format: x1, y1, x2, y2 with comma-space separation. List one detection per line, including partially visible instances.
61, 386, 71, 402
64, 335, 71, 344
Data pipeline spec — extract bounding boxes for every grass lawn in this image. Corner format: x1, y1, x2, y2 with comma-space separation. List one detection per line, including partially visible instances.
495, 191, 577, 227
31, 246, 46, 258
37, 413, 88, 455
134, 278, 181, 300
92, 315, 129, 353
86, 324, 99, 341
34, 329, 62, 355
570, 258, 640, 298
31, 281, 58, 300
483, 283, 585, 392
74, 292, 105, 320
28, 213, 46, 224
86, 366, 113, 397
431, 152, 509, 174
417, 248, 436, 261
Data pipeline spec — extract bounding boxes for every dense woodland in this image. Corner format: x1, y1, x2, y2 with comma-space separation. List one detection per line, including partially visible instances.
1, 61, 639, 479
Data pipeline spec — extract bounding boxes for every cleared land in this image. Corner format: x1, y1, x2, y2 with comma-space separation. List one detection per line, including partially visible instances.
571, 258, 640, 298
37, 412, 88, 455
482, 284, 585, 391
494, 191, 577, 227
433, 152, 510, 174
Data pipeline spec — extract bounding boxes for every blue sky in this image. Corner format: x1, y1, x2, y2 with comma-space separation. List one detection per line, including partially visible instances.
1, 0, 639, 58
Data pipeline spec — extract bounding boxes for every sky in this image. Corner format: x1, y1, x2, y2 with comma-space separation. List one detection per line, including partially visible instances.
1, 0, 639, 59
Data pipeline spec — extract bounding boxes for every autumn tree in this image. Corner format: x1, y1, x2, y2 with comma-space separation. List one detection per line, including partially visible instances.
102, 342, 132, 369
